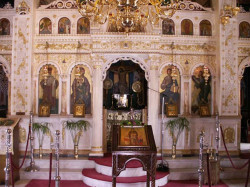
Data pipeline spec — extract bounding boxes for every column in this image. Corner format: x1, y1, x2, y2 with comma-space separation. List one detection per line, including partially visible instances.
11, 0, 36, 115
89, 55, 104, 156
61, 78, 67, 115
148, 55, 160, 152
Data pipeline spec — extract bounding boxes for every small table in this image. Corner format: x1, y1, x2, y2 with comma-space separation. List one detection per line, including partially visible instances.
112, 125, 157, 187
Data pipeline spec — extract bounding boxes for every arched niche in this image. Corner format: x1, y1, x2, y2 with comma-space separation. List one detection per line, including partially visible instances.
199, 20, 212, 36
77, 17, 90, 34
162, 18, 175, 35
39, 17, 52, 34
58, 17, 71, 34
181, 19, 193, 35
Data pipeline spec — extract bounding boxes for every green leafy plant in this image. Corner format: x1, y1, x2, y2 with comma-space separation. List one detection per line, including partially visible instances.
120, 119, 143, 127
165, 117, 190, 146
64, 120, 90, 145
32, 122, 51, 147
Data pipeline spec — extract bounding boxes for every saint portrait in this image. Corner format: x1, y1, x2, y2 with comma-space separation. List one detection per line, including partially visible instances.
181, 19, 193, 35
239, 21, 250, 38
162, 18, 175, 35
77, 17, 90, 34
159, 66, 180, 113
191, 66, 211, 115
39, 65, 59, 114
0, 18, 10, 35
39, 17, 52, 34
200, 20, 212, 36
70, 65, 92, 114
58, 17, 71, 34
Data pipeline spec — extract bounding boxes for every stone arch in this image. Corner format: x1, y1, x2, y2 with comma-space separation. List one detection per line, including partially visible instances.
0, 55, 11, 78
102, 55, 149, 81
238, 56, 250, 77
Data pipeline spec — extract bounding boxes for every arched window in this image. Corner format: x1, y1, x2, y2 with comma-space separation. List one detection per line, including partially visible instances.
58, 17, 71, 34
0, 18, 10, 35
191, 65, 211, 116
239, 21, 250, 38
162, 18, 175, 35
199, 20, 212, 36
39, 17, 52, 34
181, 19, 193, 35
39, 65, 59, 114
77, 17, 90, 34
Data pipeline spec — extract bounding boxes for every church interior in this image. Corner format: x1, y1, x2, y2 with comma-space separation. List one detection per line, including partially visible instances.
0, 0, 250, 186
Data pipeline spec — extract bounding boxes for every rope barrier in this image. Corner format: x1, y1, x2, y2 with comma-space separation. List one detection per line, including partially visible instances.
206, 152, 211, 187
48, 152, 52, 187
220, 126, 249, 170
10, 126, 31, 170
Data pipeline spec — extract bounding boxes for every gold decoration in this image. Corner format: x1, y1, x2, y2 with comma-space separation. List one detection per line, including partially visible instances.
38, 103, 50, 117
18, 29, 27, 44
16, 88, 27, 106
220, 4, 240, 26
19, 127, 26, 143
35, 43, 91, 50
0, 44, 12, 51
73, 103, 85, 117
16, 0, 30, 15
16, 58, 25, 75
224, 127, 235, 143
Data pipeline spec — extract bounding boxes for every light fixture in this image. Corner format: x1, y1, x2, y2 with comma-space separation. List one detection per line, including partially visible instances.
42, 42, 49, 85
76, 0, 179, 32
220, 4, 240, 26
203, 66, 210, 85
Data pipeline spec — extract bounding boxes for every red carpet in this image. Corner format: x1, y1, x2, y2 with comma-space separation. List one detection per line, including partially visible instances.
82, 168, 169, 183
25, 179, 90, 187
160, 180, 228, 187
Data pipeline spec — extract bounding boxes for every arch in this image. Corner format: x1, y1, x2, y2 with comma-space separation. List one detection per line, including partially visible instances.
159, 62, 184, 76
39, 17, 52, 34
67, 61, 93, 77
162, 18, 175, 35
190, 63, 215, 77
199, 20, 212, 36
181, 19, 193, 35
0, 55, 11, 78
77, 17, 90, 34
0, 18, 10, 35
102, 55, 149, 81
238, 56, 250, 77
58, 17, 71, 34
239, 21, 250, 38
36, 61, 62, 76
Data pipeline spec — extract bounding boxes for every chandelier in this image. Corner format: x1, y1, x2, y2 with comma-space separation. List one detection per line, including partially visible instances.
76, 0, 179, 32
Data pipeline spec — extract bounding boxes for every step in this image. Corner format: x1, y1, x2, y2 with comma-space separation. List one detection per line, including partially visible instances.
82, 168, 169, 187
20, 168, 84, 180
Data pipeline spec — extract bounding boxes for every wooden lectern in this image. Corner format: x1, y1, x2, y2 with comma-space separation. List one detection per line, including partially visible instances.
112, 125, 157, 187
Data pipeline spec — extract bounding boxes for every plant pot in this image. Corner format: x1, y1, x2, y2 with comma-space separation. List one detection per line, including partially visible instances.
172, 144, 176, 159
39, 146, 43, 159
74, 145, 78, 159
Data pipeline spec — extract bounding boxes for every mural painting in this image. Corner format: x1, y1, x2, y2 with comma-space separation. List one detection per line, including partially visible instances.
181, 19, 193, 35
160, 65, 180, 113
191, 66, 211, 115
58, 17, 71, 34
70, 65, 92, 114
77, 17, 90, 34
200, 20, 212, 36
239, 21, 250, 38
0, 18, 10, 35
39, 18, 52, 34
39, 65, 59, 114
162, 18, 175, 35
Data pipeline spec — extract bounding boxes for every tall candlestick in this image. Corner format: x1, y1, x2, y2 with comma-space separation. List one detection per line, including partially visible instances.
211, 134, 213, 148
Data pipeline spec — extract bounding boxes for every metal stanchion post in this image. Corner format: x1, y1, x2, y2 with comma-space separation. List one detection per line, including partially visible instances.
4, 129, 11, 187
25, 111, 39, 172
54, 130, 61, 187
215, 113, 220, 161
198, 131, 205, 187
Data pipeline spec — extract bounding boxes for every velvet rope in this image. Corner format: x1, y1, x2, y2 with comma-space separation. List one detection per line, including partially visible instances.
220, 126, 250, 170
48, 152, 52, 187
10, 126, 31, 170
206, 152, 211, 187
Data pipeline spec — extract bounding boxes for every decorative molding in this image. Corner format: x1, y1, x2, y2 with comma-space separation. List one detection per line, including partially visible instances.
178, 1, 211, 12
42, 0, 77, 9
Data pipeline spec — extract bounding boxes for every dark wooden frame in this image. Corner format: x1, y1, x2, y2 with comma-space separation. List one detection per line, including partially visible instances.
112, 125, 157, 187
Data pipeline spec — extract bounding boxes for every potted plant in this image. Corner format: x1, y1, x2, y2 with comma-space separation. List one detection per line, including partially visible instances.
165, 117, 190, 158
32, 122, 51, 158
64, 120, 90, 159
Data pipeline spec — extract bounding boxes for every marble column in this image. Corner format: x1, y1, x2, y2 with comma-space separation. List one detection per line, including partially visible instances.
148, 57, 160, 152
89, 58, 104, 156
61, 80, 67, 115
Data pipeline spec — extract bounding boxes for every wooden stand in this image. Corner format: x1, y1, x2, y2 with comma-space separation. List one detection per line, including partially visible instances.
204, 158, 220, 185
112, 125, 157, 187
